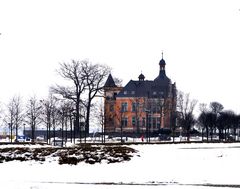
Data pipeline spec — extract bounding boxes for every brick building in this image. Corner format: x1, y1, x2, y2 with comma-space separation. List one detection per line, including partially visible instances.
104, 55, 177, 136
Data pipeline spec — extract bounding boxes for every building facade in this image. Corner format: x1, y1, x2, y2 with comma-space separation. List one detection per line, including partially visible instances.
104, 55, 177, 136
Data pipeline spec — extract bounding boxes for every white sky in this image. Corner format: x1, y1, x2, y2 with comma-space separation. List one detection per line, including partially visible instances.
0, 0, 240, 113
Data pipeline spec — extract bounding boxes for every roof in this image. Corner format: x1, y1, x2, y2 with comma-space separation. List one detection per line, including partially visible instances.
154, 70, 171, 84
104, 74, 117, 87
116, 79, 171, 98
113, 56, 175, 98
159, 58, 166, 66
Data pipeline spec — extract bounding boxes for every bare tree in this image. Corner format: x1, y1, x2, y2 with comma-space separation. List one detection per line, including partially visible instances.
56, 100, 73, 146
52, 60, 110, 139
95, 100, 105, 143
25, 96, 42, 142
210, 102, 224, 115
12, 96, 24, 140
40, 94, 58, 144
198, 103, 208, 141
114, 104, 126, 143
177, 91, 197, 141
81, 60, 110, 135
63, 100, 75, 143
217, 110, 239, 141
113, 77, 123, 87
4, 96, 24, 142
198, 110, 216, 142
209, 101, 224, 139
4, 100, 15, 142
51, 60, 86, 140
217, 111, 232, 141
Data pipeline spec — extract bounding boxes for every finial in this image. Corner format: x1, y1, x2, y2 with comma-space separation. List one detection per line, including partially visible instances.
162, 51, 164, 59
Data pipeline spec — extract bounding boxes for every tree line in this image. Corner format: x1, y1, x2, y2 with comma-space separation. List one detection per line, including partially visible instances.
177, 91, 240, 142
0, 60, 110, 143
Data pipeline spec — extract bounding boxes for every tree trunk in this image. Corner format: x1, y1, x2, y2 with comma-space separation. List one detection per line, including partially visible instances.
61, 117, 64, 147
187, 129, 190, 142
206, 127, 209, 142
31, 123, 35, 143
46, 122, 49, 144
70, 115, 73, 143
15, 124, 18, 141
211, 127, 213, 141
85, 101, 91, 136
65, 117, 68, 143
10, 124, 13, 143
73, 119, 76, 144
76, 99, 81, 143
53, 119, 56, 146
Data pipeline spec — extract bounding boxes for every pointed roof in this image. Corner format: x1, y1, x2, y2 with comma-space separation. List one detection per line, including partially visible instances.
104, 74, 117, 87
159, 51, 166, 66
154, 53, 170, 84
138, 72, 145, 81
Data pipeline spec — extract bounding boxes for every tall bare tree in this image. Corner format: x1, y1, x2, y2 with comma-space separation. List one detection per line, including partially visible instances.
4, 96, 24, 141
13, 96, 24, 140
40, 94, 58, 144
25, 96, 42, 142
95, 100, 105, 143
81, 60, 110, 135
52, 60, 110, 138
52, 60, 86, 139
56, 100, 73, 145
4, 100, 15, 142
177, 91, 197, 141
198, 103, 208, 141
209, 101, 224, 139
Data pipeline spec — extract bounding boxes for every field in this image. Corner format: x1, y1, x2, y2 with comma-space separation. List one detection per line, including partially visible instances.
0, 142, 240, 189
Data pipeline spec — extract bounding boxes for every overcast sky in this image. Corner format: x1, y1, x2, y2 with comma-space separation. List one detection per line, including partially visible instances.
0, 0, 240, 113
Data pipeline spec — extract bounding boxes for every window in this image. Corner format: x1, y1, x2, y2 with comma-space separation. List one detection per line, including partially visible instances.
131, 91, 135, 95
121, 102, 128, 112
151, 104, 161, 114
132, 102, 137, 112
124, 91, 127, 95
121, 117, 128, 127
132, 116, 136, 127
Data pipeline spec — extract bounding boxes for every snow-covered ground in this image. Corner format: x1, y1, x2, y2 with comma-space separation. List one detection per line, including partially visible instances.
1, 143, 240, 189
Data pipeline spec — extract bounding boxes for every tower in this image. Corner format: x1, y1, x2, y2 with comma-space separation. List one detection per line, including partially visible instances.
104, 74, 122, 134
159, 52, 166, 77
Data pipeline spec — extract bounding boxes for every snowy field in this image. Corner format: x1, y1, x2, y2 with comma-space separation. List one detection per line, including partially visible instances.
1, 143, 240, 189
